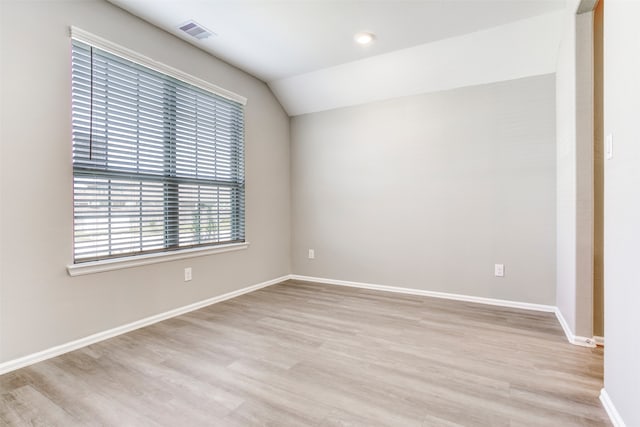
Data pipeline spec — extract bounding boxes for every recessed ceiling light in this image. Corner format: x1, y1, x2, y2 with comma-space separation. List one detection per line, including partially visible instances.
354, 32, 376, 45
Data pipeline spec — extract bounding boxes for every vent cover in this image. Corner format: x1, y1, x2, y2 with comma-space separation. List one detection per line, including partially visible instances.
178, 20, 215, 40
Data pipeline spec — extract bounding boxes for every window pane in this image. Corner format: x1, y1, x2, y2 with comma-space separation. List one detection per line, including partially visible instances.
72, 39, 245, 263
73, 177, 165, 260
177, 184, 235, 246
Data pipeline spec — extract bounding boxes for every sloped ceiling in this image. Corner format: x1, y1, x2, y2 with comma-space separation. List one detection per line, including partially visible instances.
107, 0, 565, 116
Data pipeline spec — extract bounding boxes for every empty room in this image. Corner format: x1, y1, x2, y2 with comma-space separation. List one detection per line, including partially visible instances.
0, 0, 638, 425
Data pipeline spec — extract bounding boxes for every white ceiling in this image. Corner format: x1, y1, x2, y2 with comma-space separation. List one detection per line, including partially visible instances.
271, 11, 564, 115
107, 0, 567, 115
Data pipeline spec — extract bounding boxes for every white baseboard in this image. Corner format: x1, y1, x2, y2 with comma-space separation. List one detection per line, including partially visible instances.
289, 274, 556, 313
291, 275, 605, 348
0, 275, 289, 375
600, 388, 627, 427
553, 308, 596, 348
0, 273, 602, 375
594, 335, 605, 346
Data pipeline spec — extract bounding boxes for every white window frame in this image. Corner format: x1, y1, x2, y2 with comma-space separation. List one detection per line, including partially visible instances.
66, 28, 249, 276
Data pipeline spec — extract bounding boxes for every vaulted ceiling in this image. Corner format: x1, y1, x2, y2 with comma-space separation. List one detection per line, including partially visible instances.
108, 0, 566, 115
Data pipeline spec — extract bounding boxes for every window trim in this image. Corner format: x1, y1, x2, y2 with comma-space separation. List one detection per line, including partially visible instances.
69, 27, 247, 270
67, 241, 250, 276
70, 27, 247, 106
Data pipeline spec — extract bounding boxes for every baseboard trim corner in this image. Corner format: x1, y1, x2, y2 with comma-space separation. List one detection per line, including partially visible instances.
0, 275, 290, 376
594, 335, 605, 346
289, 274, 556, 313
553, 308, 596, 347
600, 388, 627, 427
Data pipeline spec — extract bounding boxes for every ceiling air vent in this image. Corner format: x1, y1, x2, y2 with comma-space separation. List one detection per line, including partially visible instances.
178, 20, 215, 40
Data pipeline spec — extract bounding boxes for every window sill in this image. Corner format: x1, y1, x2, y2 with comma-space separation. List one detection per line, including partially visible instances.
66, 242, 250, 277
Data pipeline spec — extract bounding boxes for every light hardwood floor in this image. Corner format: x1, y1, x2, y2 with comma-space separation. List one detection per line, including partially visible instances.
0, 280, 610, 426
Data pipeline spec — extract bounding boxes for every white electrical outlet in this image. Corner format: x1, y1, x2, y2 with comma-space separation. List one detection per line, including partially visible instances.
184, 267, 192, 282
494, 264, 504, 277
308, 249, 315, 259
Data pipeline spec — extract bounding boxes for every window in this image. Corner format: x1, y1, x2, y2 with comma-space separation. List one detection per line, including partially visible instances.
71, 37, 245, 263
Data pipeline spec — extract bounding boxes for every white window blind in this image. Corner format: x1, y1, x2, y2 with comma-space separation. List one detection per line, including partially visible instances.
71, 39, 245, 263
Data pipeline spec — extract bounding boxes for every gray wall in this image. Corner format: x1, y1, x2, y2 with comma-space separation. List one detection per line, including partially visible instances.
574, 12, 594, 338
291, 75, 557, 305
555, 0, 595, 339
575, 10, 595, 338
0, 0, 290, 362
603, 0, 640, 425
555, 0, 579, 335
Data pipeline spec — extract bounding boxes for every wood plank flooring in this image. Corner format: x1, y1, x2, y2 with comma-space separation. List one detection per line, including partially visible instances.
0, 280, 610, 426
